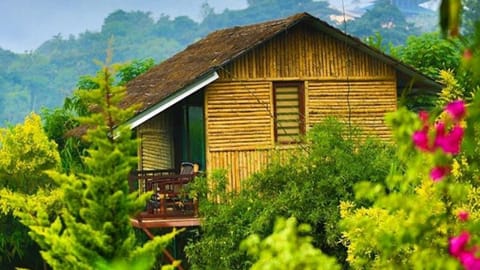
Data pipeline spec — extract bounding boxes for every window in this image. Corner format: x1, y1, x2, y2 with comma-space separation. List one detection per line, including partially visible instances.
273, 82, 305, 144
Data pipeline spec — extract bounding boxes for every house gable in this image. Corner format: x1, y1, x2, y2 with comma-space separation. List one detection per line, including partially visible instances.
218, 23, 395, 80
206, 23, 397, 152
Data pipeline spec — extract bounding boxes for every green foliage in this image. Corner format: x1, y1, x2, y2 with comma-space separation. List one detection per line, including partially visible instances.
340, 77, 480, 269
41, 57, 154, 173
41, 103, 87, 172
241, 217, 340, 270
440, 0, 462, 37
0, 188, 63, 268
0, 114, 60, 266
436, 69, 465, 107
363, 32, 399, 55
397, 32, 462, 80
0, 113, 60, 192
4, 57, 174, 269
186, 119, 396, 269
117, 58, 155, 85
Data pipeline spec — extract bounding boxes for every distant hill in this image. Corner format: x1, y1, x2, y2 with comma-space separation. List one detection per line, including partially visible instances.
0, 0, 434, 125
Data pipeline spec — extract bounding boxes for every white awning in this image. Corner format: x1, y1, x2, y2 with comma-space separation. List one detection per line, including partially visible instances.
125, 71, 219, 130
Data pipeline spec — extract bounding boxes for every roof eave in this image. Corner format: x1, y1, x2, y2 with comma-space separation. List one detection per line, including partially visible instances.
124, 70, 219, 130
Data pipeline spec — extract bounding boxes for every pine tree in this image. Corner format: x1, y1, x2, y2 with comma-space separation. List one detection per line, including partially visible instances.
3, 52, 175, 269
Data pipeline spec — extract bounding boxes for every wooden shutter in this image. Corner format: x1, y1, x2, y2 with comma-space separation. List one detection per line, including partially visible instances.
274, 82, 305, 144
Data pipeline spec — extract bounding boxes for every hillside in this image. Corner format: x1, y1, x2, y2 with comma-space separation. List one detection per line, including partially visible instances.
0, 0, 433, 125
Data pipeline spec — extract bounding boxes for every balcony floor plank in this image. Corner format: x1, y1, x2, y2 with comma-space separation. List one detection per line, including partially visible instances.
131, 216, 201, 228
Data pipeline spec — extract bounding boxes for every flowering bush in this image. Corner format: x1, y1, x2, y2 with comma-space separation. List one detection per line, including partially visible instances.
341, 28, 480, 270
340, 96, 480, 269
412, 100, 465, 180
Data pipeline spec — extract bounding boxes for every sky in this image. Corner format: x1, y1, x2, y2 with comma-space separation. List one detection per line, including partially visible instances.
0, 0, 439, 54
0, 0, 248, 53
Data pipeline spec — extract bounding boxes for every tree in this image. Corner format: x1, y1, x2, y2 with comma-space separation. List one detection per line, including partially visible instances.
117, 58, 155, 85
101, 10, 155, 37
462, 0, 480, 36
348, 0, 420, 46
0, 113, 60, 267
0, 113, 60, 192
242, 217, 340, 270
42, 57, 155, 172
397, 32, 462, 80
3, 57, 174, 269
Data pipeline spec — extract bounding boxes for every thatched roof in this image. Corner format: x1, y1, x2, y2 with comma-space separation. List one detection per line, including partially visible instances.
70, 12, 441, 137
123, 12, 440, 115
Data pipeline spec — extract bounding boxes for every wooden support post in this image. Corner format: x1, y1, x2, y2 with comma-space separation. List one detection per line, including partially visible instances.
160, 195, 166, 215
194, 198, 199, 217
140, 226, 184, 270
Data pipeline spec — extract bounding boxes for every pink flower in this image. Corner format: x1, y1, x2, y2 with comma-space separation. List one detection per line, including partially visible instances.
450, 231, 471, 257
419, 111, 429, 126
459, 251, 480, 270
458, 249, 480, 270
412, 130, 430, 151
458, 211, 470, 222
435, 124, 464, 154
446, 100, 466, 122
430, 166, 450, 181
435, 122, 446, 137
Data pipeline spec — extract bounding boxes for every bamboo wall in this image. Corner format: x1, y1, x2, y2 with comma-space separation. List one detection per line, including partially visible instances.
137, 113, 174, 170
217, 25, 395, 80
205, 81, 273, 152
207, 147, 295, 191
208, 149, 271, 191
207, 23, 398, 189
307, 80, 396, 139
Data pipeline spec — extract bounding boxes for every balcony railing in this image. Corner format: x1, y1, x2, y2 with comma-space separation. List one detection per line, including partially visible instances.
129, 169, 198, 218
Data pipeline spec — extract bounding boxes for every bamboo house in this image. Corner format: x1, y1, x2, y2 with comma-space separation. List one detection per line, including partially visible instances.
122, 11, 440, 192
73, 12, 442, 266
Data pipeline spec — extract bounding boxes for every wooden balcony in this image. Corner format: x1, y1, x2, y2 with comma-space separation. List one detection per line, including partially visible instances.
128, 168, 200, 228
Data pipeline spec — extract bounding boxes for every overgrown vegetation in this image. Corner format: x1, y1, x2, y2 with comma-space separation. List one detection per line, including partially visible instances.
0, 113, 60, 268
0, 56, 174, 269
41, 57, 154, 172
185, 119, 396, 269
0, 0, 479, 269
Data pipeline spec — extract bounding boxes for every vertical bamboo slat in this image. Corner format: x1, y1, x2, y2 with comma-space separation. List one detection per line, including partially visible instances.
207, 149, 288, 192
217, 25, 396, 80
137, 113, 174, 170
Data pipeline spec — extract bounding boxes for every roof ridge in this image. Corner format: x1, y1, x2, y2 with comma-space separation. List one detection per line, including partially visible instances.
206, 12, 313, 36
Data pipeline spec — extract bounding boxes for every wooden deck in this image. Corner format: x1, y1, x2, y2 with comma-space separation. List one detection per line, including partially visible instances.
129, 168, 200, 228
129, 168, 202, 270
131, 215, 201, 228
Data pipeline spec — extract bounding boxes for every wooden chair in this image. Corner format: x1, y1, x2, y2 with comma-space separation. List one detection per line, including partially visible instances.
180, 162, 194, 175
